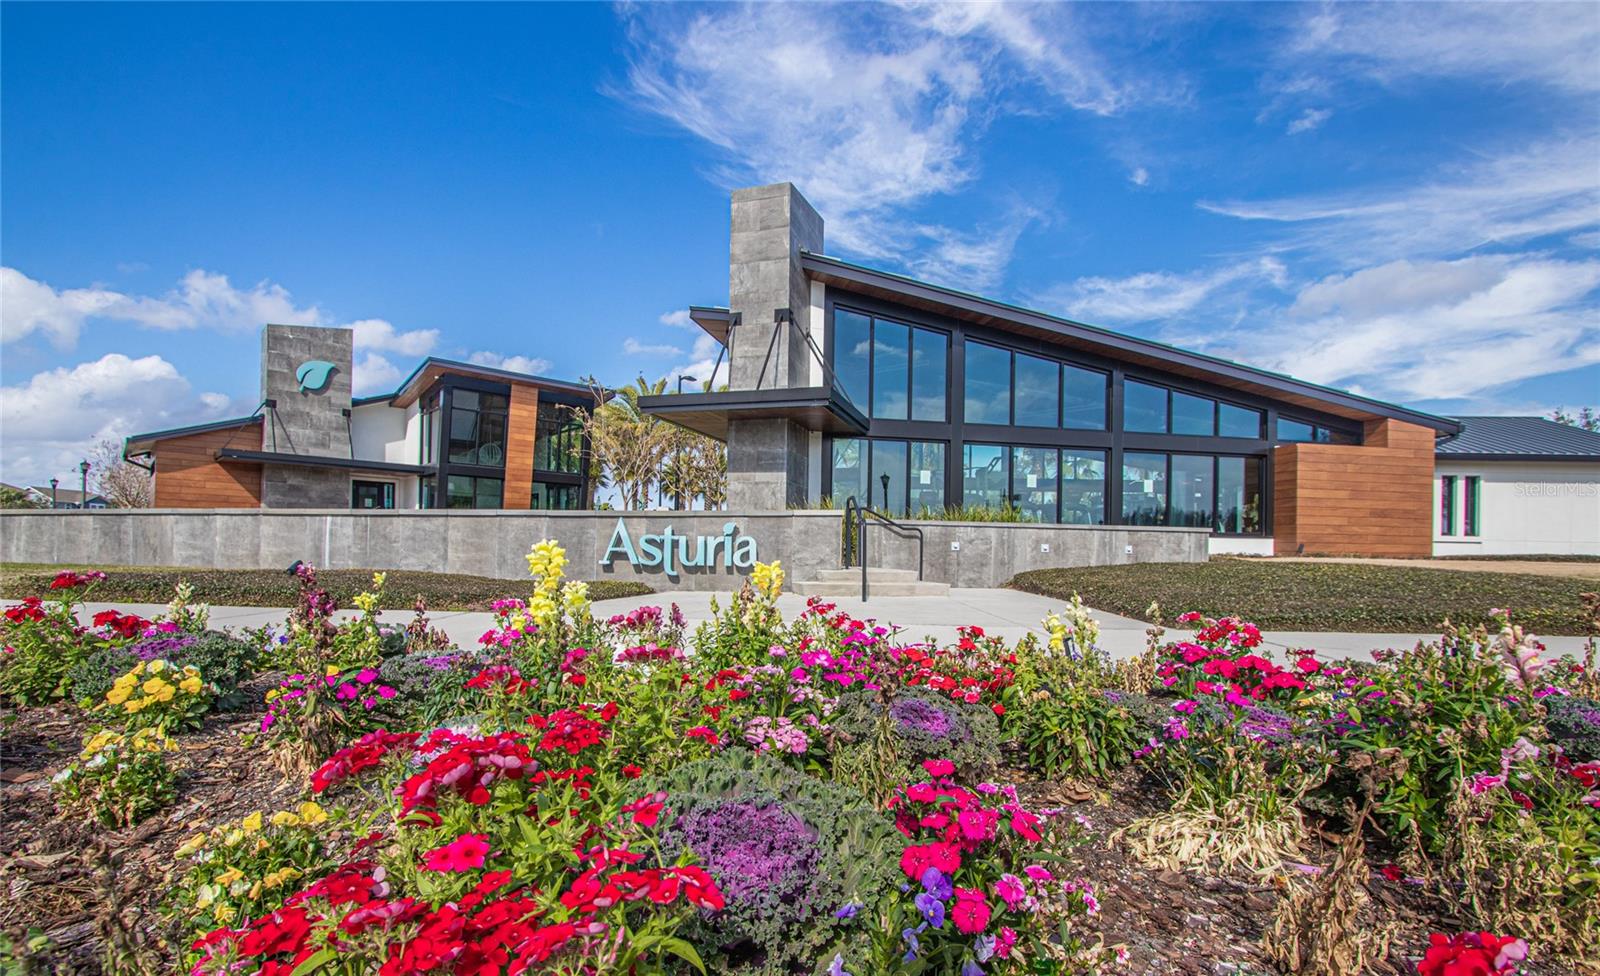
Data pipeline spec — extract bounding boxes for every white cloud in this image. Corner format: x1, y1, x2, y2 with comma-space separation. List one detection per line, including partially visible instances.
658, 309, 696, 330
667, 332, 730, 390
352, 352, 407, 397
0, 266, 324, 348
1037, 257, 1288, 324
1129, 166, 1150, 187
617, 3, 1143, 287
623, 337, 685, 357
1231, 254, 1600, 401
1291, 3, 1600, 95
1199, 135, 1600, 264
0, 353, 236, 485
467, 351, 554, 376
1285, 107, 1331, 135
350, 318, 438, 356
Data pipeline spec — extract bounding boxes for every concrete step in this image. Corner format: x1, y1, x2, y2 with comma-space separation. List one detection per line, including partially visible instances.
790, 569, 951, 598
813, 567, 920, 583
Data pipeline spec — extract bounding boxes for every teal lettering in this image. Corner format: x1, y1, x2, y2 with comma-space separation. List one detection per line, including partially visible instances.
601, 519, 638, 567
637, 533, 662, 567
732, 533, 757, 569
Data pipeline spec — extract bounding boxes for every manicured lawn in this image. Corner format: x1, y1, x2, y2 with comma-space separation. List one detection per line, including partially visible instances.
1009, 557, 1597, 635
0, 564, 651, 610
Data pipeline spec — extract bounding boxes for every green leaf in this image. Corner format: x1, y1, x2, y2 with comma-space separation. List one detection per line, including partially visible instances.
288, 947, 336, 975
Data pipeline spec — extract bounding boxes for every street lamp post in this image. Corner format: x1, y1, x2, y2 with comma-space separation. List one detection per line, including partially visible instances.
673, 376, 698, 511
49, 478, 58, 508
879, 472, 890, 515
79, 459, 90, 509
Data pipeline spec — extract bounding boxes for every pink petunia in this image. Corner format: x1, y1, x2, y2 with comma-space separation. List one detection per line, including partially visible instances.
422, 833, 491, 872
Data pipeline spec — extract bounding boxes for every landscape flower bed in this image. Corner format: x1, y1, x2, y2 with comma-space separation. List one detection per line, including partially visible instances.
2, 559, 1597, 975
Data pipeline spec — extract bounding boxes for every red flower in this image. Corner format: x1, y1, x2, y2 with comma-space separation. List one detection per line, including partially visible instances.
921, 758, 956, 778
1418, 931, 1528, 976
951, 888, 992, 934
622, 764, 643, 779
685, 725, 720, 747
899, 841, 960, 880
991, 703, 1006, 716
622, 792, 666, 827
422, 833, 491, 872
1379, 864, 1404, 882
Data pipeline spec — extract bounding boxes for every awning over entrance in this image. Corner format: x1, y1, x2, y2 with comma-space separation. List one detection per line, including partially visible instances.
638, 387, 868, 442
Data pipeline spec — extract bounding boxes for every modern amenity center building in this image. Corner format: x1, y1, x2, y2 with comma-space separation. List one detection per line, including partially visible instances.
113, 183, 1599, 562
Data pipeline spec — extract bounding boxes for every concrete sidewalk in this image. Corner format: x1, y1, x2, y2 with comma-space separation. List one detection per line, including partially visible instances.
78, 591, 1593, 662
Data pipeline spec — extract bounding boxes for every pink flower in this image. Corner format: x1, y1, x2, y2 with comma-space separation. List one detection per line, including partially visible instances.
422, 833, 490, 872
951, 888, 991, 934
993, 873, 1026, 910
1022, 864, 1053, 884
996, 926, 1016, 959
1172, 699, 1197, 714
922, 758, 955, 778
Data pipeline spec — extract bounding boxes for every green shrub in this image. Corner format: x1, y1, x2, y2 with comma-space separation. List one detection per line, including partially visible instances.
650, 751, 898, 975
175, 632, 260, 690
1020, 686, 1143, 781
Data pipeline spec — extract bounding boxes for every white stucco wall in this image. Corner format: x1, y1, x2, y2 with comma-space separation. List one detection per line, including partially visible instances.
808, 279, 826, 387
1433, 460, 1600, 556
351, 402, 409, 463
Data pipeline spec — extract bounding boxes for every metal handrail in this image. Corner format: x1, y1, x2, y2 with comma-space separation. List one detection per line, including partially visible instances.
841, 495, 925, 601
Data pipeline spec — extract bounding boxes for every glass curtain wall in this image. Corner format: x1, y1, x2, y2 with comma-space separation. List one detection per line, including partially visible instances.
832, 437, 945, 514
834, 308, 948, 423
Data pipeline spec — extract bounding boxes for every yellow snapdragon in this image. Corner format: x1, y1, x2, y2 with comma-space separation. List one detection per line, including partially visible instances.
750, 560, 784, 601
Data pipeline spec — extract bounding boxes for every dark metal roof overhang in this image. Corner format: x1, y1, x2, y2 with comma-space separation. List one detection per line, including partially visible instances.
687, 306, 737, 346
390, 358, 598, 408
801, 252, 1462, 436
215, 449, 430, 476
638, 386, 868, 442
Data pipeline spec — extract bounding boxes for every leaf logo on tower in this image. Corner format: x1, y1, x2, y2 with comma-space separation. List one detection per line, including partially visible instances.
295, 360, 338, 393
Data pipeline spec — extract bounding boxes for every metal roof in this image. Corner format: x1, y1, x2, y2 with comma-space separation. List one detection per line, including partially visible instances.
1437, 416, 1600, 461
800, 251, 1462, 434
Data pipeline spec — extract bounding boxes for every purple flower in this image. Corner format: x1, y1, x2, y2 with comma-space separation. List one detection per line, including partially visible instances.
827, 954, 851, 976
914, 892, 946, 929
833, 902, 863, 920
902, 928, 921, 961
920, 867, 953, 901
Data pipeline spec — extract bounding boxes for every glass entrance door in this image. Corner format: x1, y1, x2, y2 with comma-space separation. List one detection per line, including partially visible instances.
352, 480, 396, 510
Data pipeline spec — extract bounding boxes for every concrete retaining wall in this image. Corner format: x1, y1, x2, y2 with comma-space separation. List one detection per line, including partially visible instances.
0, 510, 1210, 590
861, 519, 1210, 587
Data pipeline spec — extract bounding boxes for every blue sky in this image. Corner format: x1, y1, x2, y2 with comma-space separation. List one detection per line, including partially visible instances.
3, 1, 1597, 485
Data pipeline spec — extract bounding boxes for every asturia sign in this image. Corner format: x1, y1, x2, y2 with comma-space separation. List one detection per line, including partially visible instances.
599, 519, 757, 580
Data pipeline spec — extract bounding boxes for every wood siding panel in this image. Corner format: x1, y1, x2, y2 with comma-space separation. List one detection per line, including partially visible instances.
1273, 419, 1435, 557
502, 384, 539, 510
152, 424, 264, 508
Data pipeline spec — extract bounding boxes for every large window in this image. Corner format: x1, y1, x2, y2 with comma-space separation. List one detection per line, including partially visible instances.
964, 340, 1107, 431
831, 438, 867, 506
1063, 365, 1107, 430
835, 310, 872, 410
1171, 392, 1215, 436
1122, 451, 1168, 525
1216, 457, 1263, 533
834, 308, 948, 422
1219, 402, 1263, 438
1278, 417, 1357, 444
448, 391, 509, 467
1440, 475, 1456, 536
1013, 354, 1059, 427
963, 341, 1011, 425
1464, 476, 1481, 536
1123, 381, 1168, 433
1011, 447, 1059, 523
910, 441, 946, 513
1170, 454, 1215, 527
532, 481, 581, 510
963, 444, 1007, 509
910, 328, 947, 422
535, 409, 584, 474
447, 474, 503, 509
352, 480, 395, 510
420, 390, 440, 465
831, 437, 945, 514
420, 476, 437, 509
1061, 450, 1107, 525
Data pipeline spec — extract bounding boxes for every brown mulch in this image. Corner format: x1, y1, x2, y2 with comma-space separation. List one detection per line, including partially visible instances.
1, 677, 301, 974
